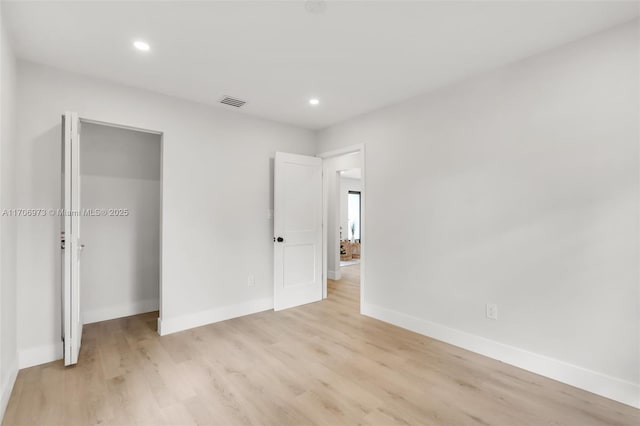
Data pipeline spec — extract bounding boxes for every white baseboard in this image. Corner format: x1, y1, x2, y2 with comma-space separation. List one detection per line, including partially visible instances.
83, 298, 159, 325
328, 270, 340, 280
18, 342, 63, 369
158, 297, 273, 336
362, 303, 640, 409
0, 357, 18, 423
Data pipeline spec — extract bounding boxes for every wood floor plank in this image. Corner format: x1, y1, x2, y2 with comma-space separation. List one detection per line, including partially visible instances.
3, 264, 639, 425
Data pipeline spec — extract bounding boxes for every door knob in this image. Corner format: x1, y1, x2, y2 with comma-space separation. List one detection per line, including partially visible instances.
276, 237, 284, 243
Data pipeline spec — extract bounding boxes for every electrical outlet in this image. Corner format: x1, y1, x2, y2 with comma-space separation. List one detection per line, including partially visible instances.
247, 275, 255, 288
486, 303, 498, 320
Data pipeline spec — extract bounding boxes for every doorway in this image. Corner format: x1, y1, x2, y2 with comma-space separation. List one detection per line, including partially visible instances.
61, 113, 163, 366
80, 122, 162, 325
271, 146, 365, 313
340, 170, 362, 269
319, 145, 365, 311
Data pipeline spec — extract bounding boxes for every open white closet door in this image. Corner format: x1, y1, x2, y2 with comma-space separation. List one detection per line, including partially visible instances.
274, 152, 323, 311
62, 112, 83, 365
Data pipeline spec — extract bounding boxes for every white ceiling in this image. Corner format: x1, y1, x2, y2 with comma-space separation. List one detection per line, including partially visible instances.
4, 1, 638, 130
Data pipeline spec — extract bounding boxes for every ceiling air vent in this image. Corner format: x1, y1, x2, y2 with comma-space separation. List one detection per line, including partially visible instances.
219, 96, 247, 108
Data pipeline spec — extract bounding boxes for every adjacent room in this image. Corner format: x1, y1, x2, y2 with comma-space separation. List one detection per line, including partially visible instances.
0, 1, 638, 425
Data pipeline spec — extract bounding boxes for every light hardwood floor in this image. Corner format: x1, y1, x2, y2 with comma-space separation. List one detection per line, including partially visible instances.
3, 264, 639, 425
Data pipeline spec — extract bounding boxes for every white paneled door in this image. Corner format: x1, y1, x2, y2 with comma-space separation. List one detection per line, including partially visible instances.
62, 112, 83, 366
274, 152, 323, 311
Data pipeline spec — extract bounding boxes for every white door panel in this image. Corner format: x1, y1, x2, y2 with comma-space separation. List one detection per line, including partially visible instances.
62, 112, 82, 366
274, 152, 322, 311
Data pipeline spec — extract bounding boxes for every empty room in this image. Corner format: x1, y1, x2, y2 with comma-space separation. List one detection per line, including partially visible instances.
0, 1, 639, 425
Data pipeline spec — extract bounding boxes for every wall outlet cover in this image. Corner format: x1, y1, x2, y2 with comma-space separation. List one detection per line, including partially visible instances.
486, 303, 498, 320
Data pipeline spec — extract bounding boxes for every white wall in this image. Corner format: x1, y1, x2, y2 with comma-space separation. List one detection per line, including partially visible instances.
80, 123, 161, 324
323, 153, 360, 279
15, 61, 316, 365
340, 175, 362, 244
0, 4, 18, 421
317, 21, 640, 407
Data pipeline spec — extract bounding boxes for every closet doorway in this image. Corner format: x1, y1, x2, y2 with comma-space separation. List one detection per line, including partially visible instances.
61, 113, 163, 365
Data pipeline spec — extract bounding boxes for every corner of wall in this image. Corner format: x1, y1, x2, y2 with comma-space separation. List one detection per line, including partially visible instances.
0, 357, 17, 422
0, 4, 20, 424
18, 342, 63, 370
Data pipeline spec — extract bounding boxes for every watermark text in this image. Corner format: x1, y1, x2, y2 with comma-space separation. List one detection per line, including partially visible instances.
2, 208, 130, 217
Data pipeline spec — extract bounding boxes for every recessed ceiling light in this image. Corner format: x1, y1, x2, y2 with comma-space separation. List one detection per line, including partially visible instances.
133, 40, 150, 52
309, 98, 320, 106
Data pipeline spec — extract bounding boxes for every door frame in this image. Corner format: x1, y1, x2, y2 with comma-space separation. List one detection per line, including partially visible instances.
75, 116, 165, 334
62, 111, 81, 365
317, 144, 366, 312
